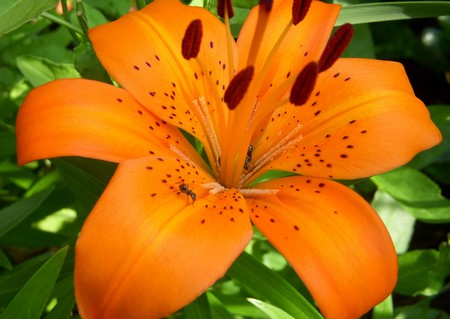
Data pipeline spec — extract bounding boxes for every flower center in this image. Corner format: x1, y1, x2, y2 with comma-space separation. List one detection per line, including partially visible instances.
180, 0, 354, 191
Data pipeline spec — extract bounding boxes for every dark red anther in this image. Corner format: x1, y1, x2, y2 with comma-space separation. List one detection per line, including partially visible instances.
289, 62, 318, 106
319, 23, 354, 72
224, 66, 254, 110
218, 0, 234, 19
182, 19, 203, 60
292, 0, 313, 25
260, 0, 273, 11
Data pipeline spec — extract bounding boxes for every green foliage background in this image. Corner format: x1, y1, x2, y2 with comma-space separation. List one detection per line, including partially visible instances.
0, 0, 449, 318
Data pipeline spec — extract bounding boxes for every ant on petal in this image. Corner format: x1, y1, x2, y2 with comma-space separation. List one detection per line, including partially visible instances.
179, 183, 196, 203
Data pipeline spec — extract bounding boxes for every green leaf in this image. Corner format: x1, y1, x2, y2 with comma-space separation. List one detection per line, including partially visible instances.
372, 295, 394, 319
211, 291, 268, 318
0, 247, 68, 319
0, 249, 12, 270
248, 299, 296, 319
408, 105, 450, 169
372, 190, 415, 254
0, 187, 54, 238
205, 293, 235, 319
227, 252, 322, 319
395, 303, 450, 319
337, 2, 450, 26
371, 167, 450, 223
74, 41, 112, 83
16, 55, 80, 87
0, 130, 16, 160
52, 157, 115, 217
183, 293, 212, 319
0, 253, 50, 307
341, 24, 375, 58
396, 250, 444, 296
0, 0, 59, 36
44, 290, 75, 319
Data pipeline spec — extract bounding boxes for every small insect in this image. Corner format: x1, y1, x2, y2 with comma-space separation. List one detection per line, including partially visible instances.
244, 144, 254, 170
179, 183, 197, 203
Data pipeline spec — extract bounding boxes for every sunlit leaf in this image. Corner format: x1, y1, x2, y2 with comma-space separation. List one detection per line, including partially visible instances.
371, 167, 450, 223
372, 190, 416, 254
16, 55, 79, 87
372, 295, 394, 319
248, 299, 296, 319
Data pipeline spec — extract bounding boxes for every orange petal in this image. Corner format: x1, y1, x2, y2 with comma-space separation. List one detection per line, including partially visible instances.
75, 156, 253, 319
16, 79, 199, 166
89, 0, 233, 157
253, 59, 442, 180
247, 176, 397, 319
237, 0, 340, 96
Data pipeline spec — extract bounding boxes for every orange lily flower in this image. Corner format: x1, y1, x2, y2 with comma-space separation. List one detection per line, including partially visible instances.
16, 0, 441, 318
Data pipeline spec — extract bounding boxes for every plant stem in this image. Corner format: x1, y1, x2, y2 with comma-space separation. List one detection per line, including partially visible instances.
41, 11, 84, 36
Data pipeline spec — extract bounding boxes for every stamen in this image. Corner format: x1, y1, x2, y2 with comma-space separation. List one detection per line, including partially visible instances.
246, 1, 273, 66
224, 66, 255, 110
260, 0, 273, 11
319, 23, 354, 72
202, 182, 226, 195
239, 124, 303, 187
182, 19, 203, 60
193, 97, 221, 171
292, 0, 313, 25
170, 144, 195, 166
217, 0, 234, 19
289, 62, 318, 106
239, 188, 278, 197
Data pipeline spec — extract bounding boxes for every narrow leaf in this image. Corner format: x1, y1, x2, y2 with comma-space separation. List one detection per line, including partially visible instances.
0, 187, 54, 238
227, 252, 322, 319
337, 2, 450, 26
44, 290, 75, 319
0, 247, 68, 319
183, 293, 212, 319
248, 299, 296, 319
0, 249, 12, 270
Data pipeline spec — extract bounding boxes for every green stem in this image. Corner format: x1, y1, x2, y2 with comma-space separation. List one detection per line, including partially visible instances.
135, 0, 147, 10
41, 11, 83, 36
61, 0, 81, 44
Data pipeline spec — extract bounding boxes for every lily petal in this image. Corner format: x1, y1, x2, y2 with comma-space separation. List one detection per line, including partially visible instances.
237, 0, 340, 97
75, 156, 253, 319
89, 0, 233, 154
247, 176, 397, 319
253, 59, 441, 180
16, 79, 199, 166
